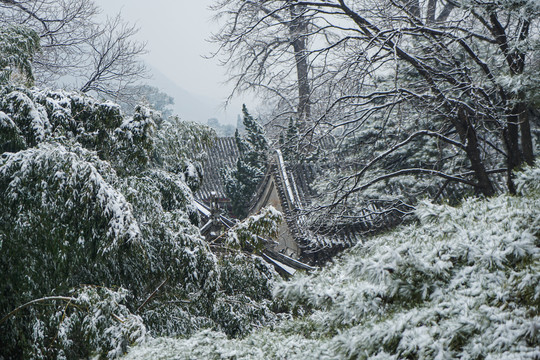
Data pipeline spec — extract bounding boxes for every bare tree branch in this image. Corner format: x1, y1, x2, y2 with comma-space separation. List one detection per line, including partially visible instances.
0, 0, 147, 102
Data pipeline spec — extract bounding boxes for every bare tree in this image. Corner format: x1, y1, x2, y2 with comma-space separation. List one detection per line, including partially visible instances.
0, 0, 147, 101
211, 0, 314, 128
213, 0, 539, 202
79, 14, 147, 103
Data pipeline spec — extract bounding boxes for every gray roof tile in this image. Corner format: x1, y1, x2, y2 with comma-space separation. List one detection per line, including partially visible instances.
196, 137, 239, 202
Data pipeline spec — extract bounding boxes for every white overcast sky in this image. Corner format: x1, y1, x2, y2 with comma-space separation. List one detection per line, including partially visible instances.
93, 0, 248, 123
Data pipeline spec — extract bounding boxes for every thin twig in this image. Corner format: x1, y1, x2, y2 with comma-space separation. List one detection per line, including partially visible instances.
0, 296, 75, 325
48, 297, 73, 350
136, 278, 169, 313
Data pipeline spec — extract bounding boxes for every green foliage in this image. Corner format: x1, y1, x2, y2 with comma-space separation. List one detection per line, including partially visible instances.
0, 86, 198, 177
126, 163, 540, 359
0, 143, 149, 358
0, 144, 141, 290
153, 116, 215, 192
225, 206, 283, 253
0, 86, 125, 154
222, 105, 269, 218
0, 25, 40, 86
0, 140, 223, 356
112, 105, 158, 176
0, 110, 26, 152
0, 84, 277, 357
279, 118, 299, 162
64, 287, 147, 359
0, 86, 52, 147
1, 287, 146, 360
0, 27, 278, 358
212, 253, 280, 337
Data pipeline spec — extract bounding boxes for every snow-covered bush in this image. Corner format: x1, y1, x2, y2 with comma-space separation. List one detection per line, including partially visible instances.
0, 143, 142, 295
225, 206, 282, 253
125, 164, 540, 359
153, 116, 215, 192
52, 286, 146, 359
515, 164, 540, 196
0, 82, 278, 357
0, 140, 216, 357
0, 109, 26, 152
0, 27, 280, 358
212, 253, 280, 337
1, 286, 146, 360
111, 105, 157, 176
0, 25, 40, 86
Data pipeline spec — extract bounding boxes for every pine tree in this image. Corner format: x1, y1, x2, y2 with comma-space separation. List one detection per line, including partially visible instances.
280, 117, 299, 162
223, 105, 269, 218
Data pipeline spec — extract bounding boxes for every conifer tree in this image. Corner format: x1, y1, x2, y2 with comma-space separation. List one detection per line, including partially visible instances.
280, 117, 299, 162
223, 105, 269, 218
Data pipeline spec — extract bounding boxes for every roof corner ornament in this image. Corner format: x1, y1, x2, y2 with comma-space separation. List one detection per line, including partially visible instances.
210, 191, 220, 223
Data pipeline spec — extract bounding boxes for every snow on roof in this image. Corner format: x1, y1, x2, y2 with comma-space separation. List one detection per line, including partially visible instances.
196, 137, 239, 202
262, 253, 297, 276
276, 149, 299, 208
194, 199, 211, 218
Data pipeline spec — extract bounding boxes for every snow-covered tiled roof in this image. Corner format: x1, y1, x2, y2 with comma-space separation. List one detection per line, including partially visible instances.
195, 138, 375, 264
196, 137, 239, 203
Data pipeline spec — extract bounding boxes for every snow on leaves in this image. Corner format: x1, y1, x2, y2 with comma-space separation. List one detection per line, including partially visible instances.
0, 85, 224, 358
0, 26, 40, 86
0, 143, 141, 250
225, 206, 282, 253
0, 26, 282, 359
54, 286, 147, 359
1, 88, 51, 146
126, 165, 540, 359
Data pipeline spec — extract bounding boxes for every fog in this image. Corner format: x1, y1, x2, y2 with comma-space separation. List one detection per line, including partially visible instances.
93, 0, 250, 125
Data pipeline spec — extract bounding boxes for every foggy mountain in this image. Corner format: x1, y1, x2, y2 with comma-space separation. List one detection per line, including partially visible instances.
147, 66, 238, 125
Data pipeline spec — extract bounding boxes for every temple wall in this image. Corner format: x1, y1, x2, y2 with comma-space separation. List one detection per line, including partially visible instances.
250, 175, 299, 258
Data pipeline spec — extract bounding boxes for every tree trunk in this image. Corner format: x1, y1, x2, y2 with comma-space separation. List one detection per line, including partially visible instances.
401, 0, 421, 18
289, 3, 311, 125
456, 109, 496, 197
501, 101, 535, 193
520, 105, 535, 166
426, 0, 437, 24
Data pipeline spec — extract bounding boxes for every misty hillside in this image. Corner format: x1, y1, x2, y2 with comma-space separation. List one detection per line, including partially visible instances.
148, 66, 222, 122
147, 66, 244, 126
